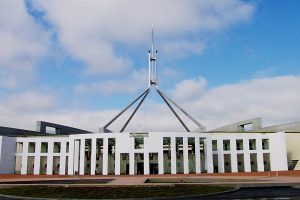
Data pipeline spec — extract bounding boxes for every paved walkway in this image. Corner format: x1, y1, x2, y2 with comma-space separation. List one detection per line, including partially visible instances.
1, 171, 300, 186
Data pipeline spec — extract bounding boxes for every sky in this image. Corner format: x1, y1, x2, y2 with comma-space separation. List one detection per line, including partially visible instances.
1, 0, 300, 133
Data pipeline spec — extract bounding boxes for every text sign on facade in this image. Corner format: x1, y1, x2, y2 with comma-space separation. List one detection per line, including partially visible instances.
129, 132, 149, 137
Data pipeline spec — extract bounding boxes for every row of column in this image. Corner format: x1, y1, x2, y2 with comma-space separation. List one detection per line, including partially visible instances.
19, 136, 270, 175
215, 138, 267, 173
20, 141, 68, 175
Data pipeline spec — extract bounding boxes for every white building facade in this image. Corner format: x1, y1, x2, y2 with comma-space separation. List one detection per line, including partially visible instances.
0, 131, 287, 175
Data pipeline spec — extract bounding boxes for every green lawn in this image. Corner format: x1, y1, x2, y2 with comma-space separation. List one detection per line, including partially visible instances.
0, 185, 234, 199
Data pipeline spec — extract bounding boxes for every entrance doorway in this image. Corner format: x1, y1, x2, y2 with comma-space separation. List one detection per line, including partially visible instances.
150, 163, 158, 174
137, 163, 144, 175
135, 153, 144, 175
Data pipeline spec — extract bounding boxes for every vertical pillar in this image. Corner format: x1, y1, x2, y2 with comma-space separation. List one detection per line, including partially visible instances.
21, 141, 28, 175
158, 150, 164, 174
195, 137, 201, 174
230, 138, 238, 173
68, 139, 75, 175
217, 140, 224, 173
144, 152, 149, 175
205, 137, 214, 173
243, 138, 251, 172
256, 137, 264, 172
90, 138, 96, 175
171, 137, 176, 174
102, 137, 108, 175
34, 142, 41, 175
183, 137, 189, 174
129, 152, 134, 175
79, 138, 85, 175
46, 141, 53, 175
115, 152, 120, 175
59, 142, 66, 175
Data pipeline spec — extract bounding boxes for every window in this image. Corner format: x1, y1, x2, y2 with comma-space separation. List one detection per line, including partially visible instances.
212, 140, 217, 151
66, 142, 69, 153
262, 139, 269, 150
54, 142, 61, 153
249, 139, 256, 150
28, 142, 35, 153
236, 140, 243, 150
223, 140, 230, 151
16, 142, 23, 153
135, 137, 144, 149
239, 123, 253, 131
41, 142, 48, 153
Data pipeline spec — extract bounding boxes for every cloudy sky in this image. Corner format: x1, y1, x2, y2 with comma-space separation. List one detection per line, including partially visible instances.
1, 0, 300, 132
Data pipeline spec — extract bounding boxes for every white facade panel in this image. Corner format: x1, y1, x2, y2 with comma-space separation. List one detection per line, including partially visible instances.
0, 136, 16, 174
0, 131, 288, 175
269, 131, 288, 171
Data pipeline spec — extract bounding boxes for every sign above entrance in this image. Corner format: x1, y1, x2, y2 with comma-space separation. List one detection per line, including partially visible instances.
129, 132, 149, 137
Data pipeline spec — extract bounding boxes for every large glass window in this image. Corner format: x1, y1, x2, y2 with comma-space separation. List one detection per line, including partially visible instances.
54, 142, 61, 153
212, 140, 217, 151
41, 142, 48, 153
223, 140, 230, 151
28, 142, 35, 153
134, 137, 144, 149
236, 140, 243, 150
262, 139, 269, 150
249, 139, 256, 150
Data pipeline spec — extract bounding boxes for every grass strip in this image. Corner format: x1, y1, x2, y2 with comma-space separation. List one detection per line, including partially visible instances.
0, 185, 233, 199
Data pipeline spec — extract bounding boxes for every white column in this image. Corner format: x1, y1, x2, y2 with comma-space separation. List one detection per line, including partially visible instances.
195, 137, 201, 174
114, 152, 120, 175
34, 142, 41, 175
46, 142, 53, 175
183, 137, 189, 174
129, 152, 134, 175
79, 138, 85, 175
243, 138, 251, 172
269, 132, 288, 171
59, 142, 66, 175
90, 138, 96, 175
205, 137, 214, 173
102, 138, 108, 175
230, 138, 238, 173
21, 141, 28, 175
158, 150, 164, 174
256, 137, 264, 172
144, 152, 149, 175
171, 137, 176, 174
68, 139, 75, 175
217, 140, 224, 173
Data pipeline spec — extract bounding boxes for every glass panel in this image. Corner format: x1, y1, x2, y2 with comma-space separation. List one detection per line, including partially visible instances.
188, 137, 195, 173
176, 137, 183, 174
163, 137, 171, 174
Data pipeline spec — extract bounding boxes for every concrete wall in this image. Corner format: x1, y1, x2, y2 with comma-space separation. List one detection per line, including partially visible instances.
210, 118, 262, 132
286, 133, 300, 170
269, 132, 288, 171
0, 136, 16, 174
259, 121, 300, 132
15, 131, 288, 175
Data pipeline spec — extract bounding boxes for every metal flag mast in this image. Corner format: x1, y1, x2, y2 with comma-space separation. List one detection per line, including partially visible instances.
148, 24, 158, 88
100, 27, 205, 133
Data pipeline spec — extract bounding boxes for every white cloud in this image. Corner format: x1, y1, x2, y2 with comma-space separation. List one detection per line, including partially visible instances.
161, 40, 205, 58
171, 77, 207, 101
30, 0, 255, 75
1, 75, 300, 133
182, 75, 300, 129
74, 69, 147, 95
0, 1, 49, 89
